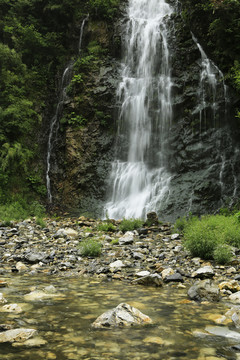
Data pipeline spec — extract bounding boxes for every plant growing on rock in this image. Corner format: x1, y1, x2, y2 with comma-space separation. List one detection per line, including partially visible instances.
79, 238, 102, 257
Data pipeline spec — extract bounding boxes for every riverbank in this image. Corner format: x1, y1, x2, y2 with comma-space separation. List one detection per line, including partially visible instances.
0, 216, 239, 293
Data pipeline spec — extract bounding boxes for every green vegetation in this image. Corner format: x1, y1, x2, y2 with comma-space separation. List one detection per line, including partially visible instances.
89, 0, 120, 20
119, 218, 144, 232
181, 0, 240, 90
0, 200, 45, 222
97, 222, 116, 232
79, 238, 102, 257
182, 214, 240, 264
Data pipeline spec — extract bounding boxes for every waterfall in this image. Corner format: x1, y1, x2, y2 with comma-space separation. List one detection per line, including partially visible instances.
192, 34, 228, 131
46, 16, 88, 203
105, 0, 174, 219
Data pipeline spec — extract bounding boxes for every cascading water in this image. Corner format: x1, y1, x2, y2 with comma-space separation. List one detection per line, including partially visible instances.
105, 0, 174, 219
192, 34, 228, 132
46, 16, 88, 203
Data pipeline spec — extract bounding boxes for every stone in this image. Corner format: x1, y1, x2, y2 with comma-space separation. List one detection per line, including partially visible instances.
164, 273, 184, 283
12, 336, 47, 347
24, 290, 59, 301
24, 252, 47, 263
192, 266, 215, 279
161, 268, 175, 280
62, 228, 78, 238
219, 280, 240, 293
171, 233, 180, 240
109, 260, 125, 272
0, 293, 7, 304
119, 232, 135, 245
132, 273, 163, 287
136, 270, 150, 277
229, 291, 240, 303
146, 212, 159, 226
188, 280, 220, 302
205, 326, 240, 341
0, 328, 37, 343
91, 303, 152, 328
16, 262, 28, 272
0, 304, 22, 313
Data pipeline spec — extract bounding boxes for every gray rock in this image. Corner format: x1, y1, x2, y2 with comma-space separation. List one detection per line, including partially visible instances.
164, 273, 184, 283
205, 326, 240, 341
191, 265, 215, 279
0, 328, 37, 343
91, 303, 152, 328
24, 252, 47, 263
188, 280, 220, 302
119, 232, 135, 245
132, 273, 163, 287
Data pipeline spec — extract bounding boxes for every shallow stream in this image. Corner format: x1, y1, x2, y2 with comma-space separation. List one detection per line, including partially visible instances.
0, 275, 239, 359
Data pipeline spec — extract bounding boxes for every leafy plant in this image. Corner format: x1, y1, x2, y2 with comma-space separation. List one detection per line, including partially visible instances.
97, 222, 116, 232
184, 215, 240, 261
79, 238, 102, 257
213, 243, 232, 264
119, 218, 144, 232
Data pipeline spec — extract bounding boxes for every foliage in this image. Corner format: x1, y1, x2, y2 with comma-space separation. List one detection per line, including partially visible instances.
0, 199, 45, 222
119, 218, 144, 232
213, 243, 232, 264
183, 215, 240, 262
36, 217, 46, 228
88, 0, 120, 20
79, 238, 102, 257
97, 221, 116, 232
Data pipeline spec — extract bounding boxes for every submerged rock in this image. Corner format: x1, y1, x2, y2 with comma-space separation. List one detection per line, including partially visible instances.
132, 273, 163, 287
91, 302, 153, 328
0, 328, 37, 343
188, 280, 220, 302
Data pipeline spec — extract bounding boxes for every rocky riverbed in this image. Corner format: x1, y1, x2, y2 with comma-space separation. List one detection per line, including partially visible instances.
2, 215, 240, 358
0, 215, 240, 298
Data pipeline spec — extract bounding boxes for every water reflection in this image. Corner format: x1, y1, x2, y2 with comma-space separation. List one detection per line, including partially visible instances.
0, 275, 237, 359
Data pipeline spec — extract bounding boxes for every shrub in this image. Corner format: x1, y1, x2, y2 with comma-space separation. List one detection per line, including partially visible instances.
213, 244, 232, 264
184, 215, 240, 261
174, 216, 188, 233
79, 238, 102, 257
119, 218, 144, 232
97, 222, 116, 232
36, 217, 46, 228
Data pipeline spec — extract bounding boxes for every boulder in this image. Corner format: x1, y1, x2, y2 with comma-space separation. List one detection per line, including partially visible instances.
119, 232, 135, 245
219, 280, 240, 293
132, 273, 163, 287
205, 326, 240, 341
161, 268, 175, 280
164, 273, 184, 283
188, 280, 220, 302
0, 328, 37, 343
229, 291, 240, 303
109, 260, 125, 272
0, 304, 22, 313
191, 265, 215, 279
91, 303, 152, 328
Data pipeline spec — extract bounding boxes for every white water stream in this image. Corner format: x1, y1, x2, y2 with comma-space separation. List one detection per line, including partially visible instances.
46, 16, 88, 203
192, 34, 228, 132
105, 0, 174, 219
